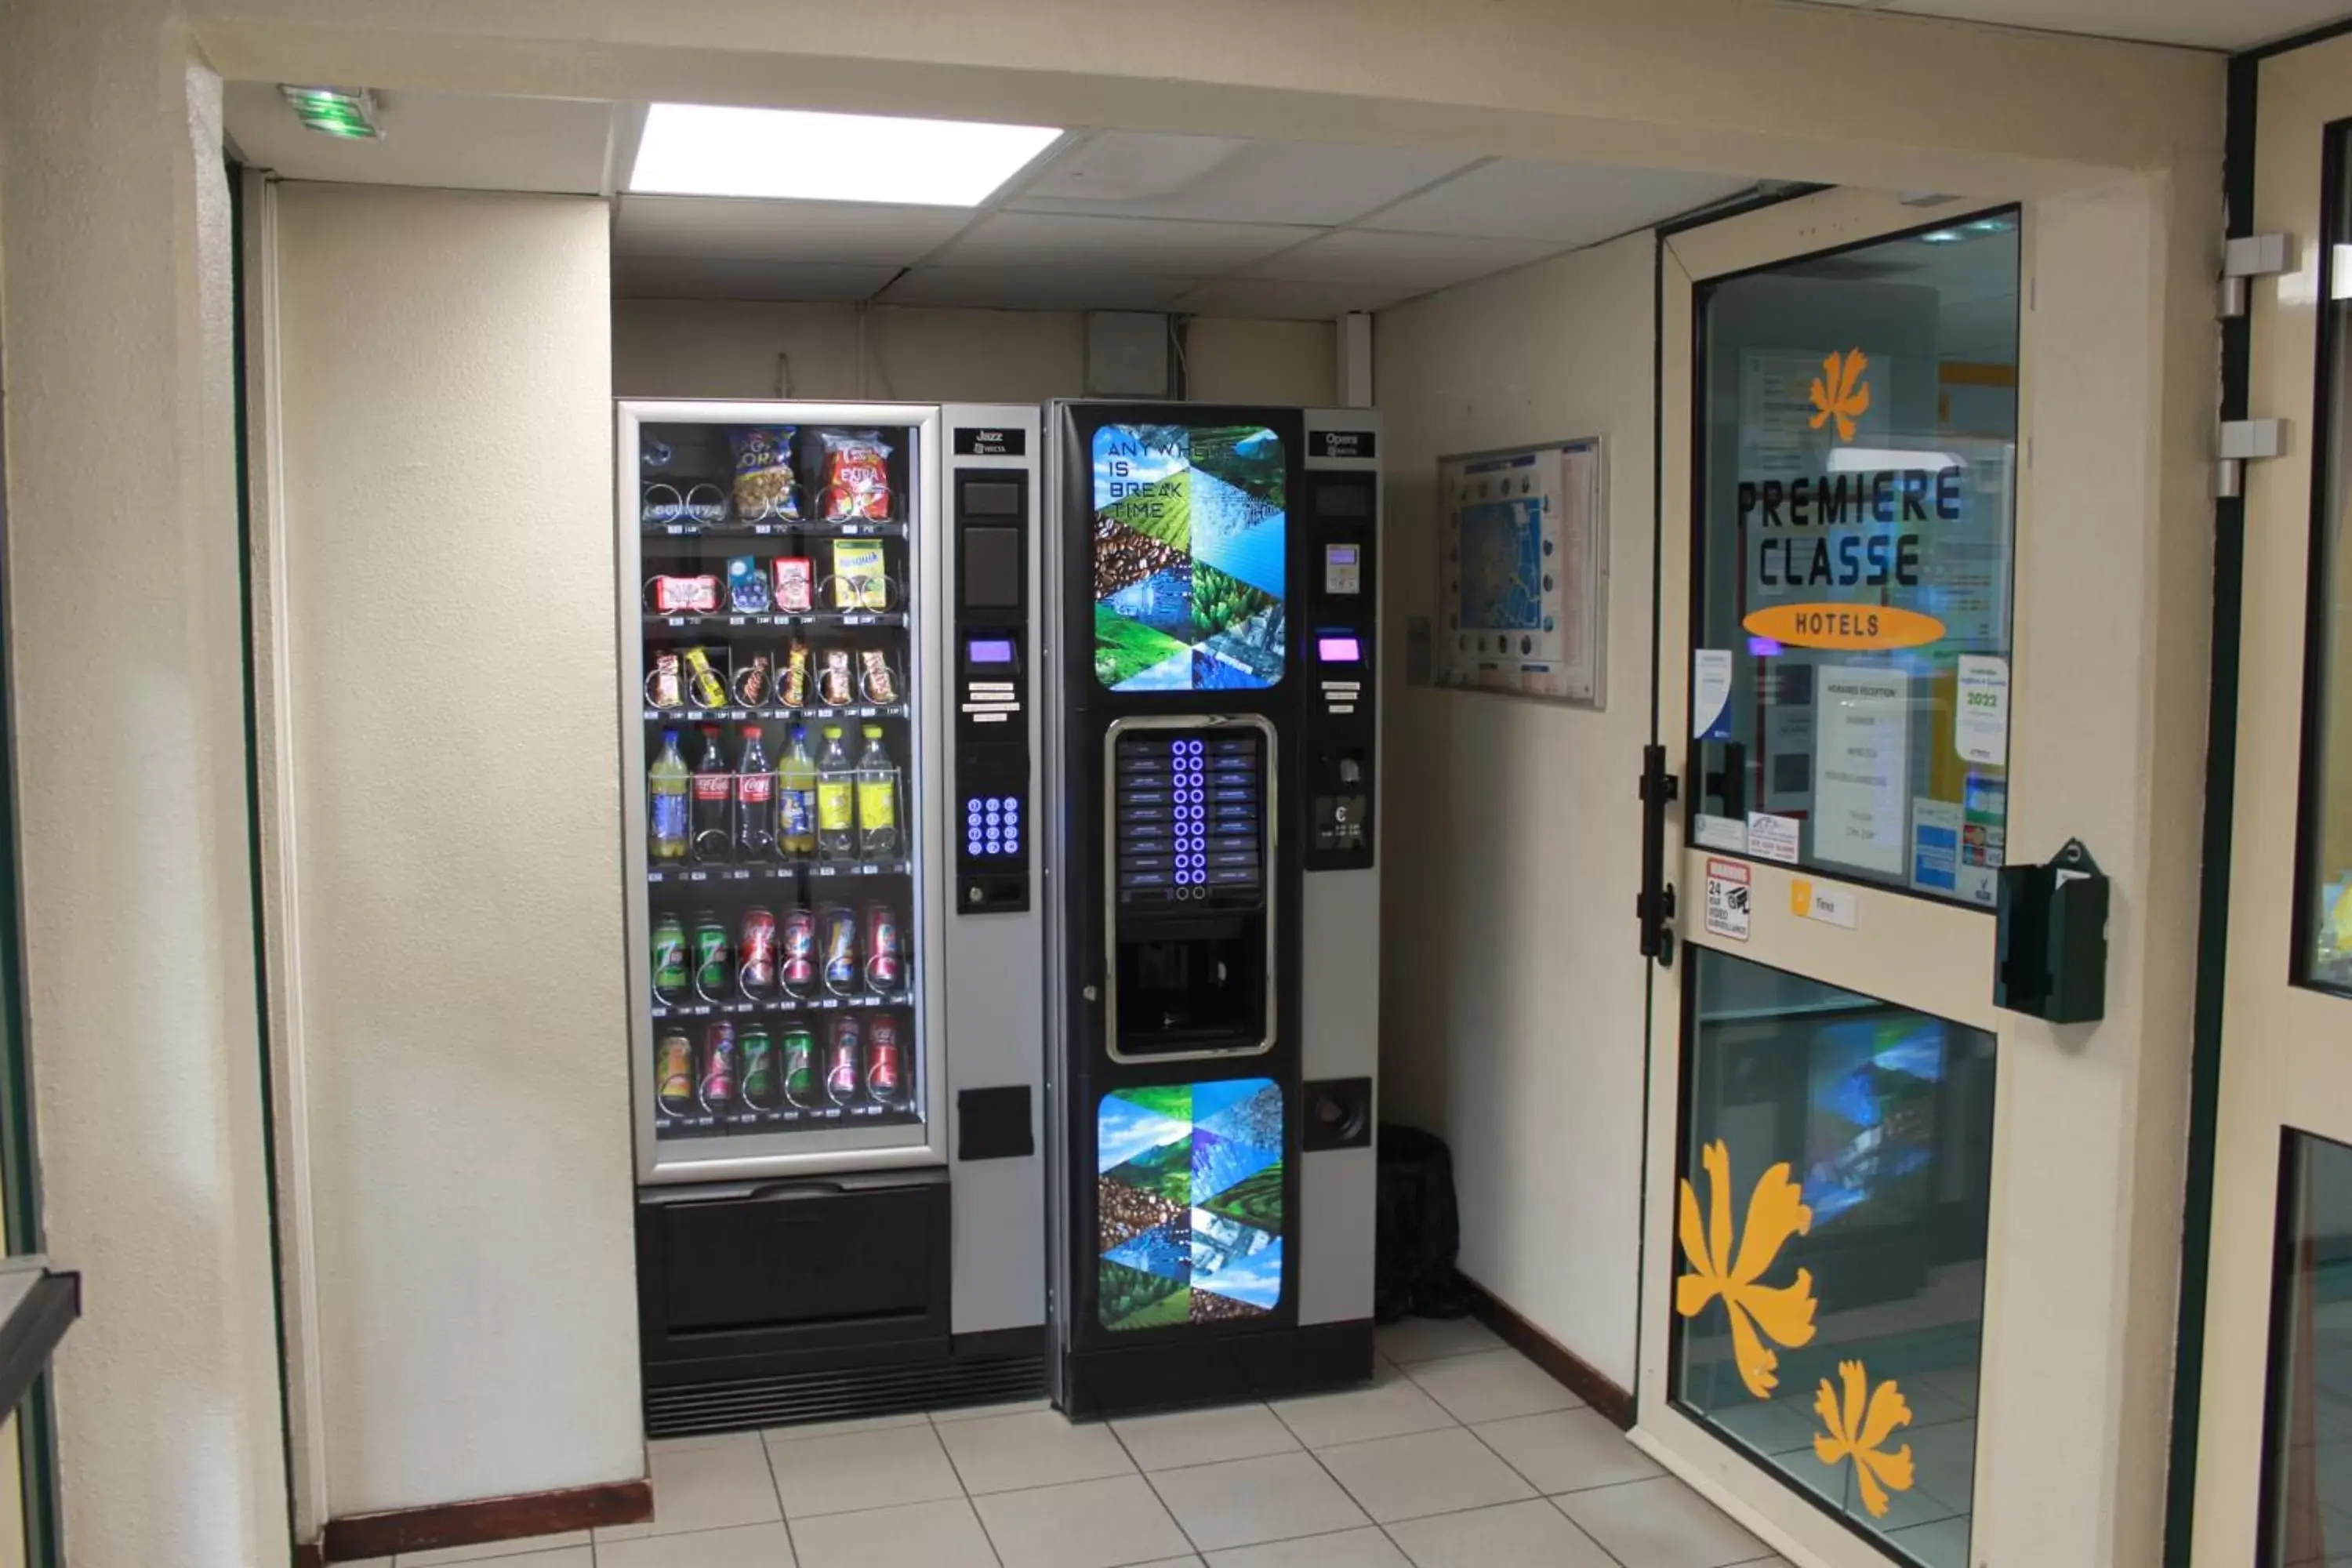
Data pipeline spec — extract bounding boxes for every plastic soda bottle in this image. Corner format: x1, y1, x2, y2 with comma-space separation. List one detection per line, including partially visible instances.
649, 728, 690, 862
691, 726, 731, 863
735, 725, 775, 862
779, 724, 818, 857
855, 724, 900, 859
815, 724, 857, 862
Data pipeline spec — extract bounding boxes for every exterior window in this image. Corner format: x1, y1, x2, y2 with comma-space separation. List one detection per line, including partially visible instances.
2300, 133, 2352, 992
2259, 1134, 2352, 1566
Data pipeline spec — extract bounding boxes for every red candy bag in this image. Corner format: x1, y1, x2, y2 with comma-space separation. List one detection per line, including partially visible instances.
818, 430, 894, 523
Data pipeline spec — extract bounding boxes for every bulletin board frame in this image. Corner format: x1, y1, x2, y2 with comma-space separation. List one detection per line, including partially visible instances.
1432, 437, 1607, 706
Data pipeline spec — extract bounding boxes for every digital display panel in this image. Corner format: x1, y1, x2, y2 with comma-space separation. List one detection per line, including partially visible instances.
966, 637, 1015, 666
1091, 423, 1287, 691
1113, 731, 1262, 904
963, 524, 1022, 609
1314, 481, 1372, 519
1098, 1078, 1283, 1330
1316, 635, 1362, 664
1327, 543, 1359, 566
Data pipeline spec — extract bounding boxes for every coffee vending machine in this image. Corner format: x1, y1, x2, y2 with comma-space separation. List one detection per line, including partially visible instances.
1043, 403, 1382, 1416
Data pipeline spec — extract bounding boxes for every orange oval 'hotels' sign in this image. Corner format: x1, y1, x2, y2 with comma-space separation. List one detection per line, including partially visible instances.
1743, 603, 1946, 651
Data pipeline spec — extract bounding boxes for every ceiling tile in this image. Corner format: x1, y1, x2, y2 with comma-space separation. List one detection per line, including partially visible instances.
224, 84, 615, 194
612, 256, 899, 303
1171, 278, 1414, 320
927, 212, 1316, 272
878, 267, 1193, 312
1010, 132, 1481, 226
612, 194, 968, 267
1370, 158, 1756, 245
1247, 229, 1562, 292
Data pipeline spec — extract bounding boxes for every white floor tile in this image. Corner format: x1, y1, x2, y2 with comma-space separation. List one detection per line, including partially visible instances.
933, 1396, 1054, 1422
1203, 1526, 1412, 1566
769, 1421, 963, 1519
1471, 1408, 1664, 1494
644, 1435, 784, 1537
1374, 1317, 1502, 1367
1552, 1475, 1768, 1568
397, 1532, 588, 1564
591, 1521, 794, 1568
1114, 1404, 1301, 1472
974, 1473, 1194, 1568
1402, 1351, 1578, 1425
763, 1410, 931, 1443
938, 1407, 1136, 1494
654, 1430, 765, 1453
1148, 1453, 1370, 1551
1314, 1428, 1533, 1524
1270, 1363, 1455, 1450
394, 1550, 590, 1568
789, 1497, 995, 1568
1385, 1499, 1617, 1568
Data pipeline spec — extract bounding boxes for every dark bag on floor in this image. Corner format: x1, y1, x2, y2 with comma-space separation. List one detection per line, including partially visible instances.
1374, 1123, 1474, 1323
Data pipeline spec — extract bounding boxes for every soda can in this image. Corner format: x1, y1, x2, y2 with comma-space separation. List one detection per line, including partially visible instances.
825, 1014, 862, 1108
692, 913, 731, 1000
699, 1021, 737, 1112
739, 1025, 777, 1110
866, 1014, 906, 1108
780, 906, 818, 996
652, 913, 689, 1004
656, 1033, 695, 1117
819, 905, 858, 993
780, 1027, 818, 1109
863, 902, 902, 993
739, 907, 779, 997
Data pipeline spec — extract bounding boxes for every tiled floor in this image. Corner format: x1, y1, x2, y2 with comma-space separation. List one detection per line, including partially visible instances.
347, 1323, 1789, 1568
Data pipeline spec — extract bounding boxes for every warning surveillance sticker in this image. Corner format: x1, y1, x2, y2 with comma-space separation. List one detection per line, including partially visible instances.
1704, 858, 1752, 942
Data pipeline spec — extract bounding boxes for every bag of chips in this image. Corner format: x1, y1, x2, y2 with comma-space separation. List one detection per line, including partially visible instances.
730, 426, 800, 522
818, 430, 894, 523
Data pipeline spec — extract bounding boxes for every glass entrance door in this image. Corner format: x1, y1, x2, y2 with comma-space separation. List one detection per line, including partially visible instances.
2188, 34, 2352, 1565
1639, 190, 2024, 1568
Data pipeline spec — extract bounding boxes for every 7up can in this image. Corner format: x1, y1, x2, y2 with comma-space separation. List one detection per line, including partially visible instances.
780, 1028, 818, 1109
691, 912, 730, 1001
652, 913, 688, 1004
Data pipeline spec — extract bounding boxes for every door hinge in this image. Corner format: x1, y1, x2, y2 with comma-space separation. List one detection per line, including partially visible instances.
2221, 233, 2294, 318
2218, 417, 2285, 499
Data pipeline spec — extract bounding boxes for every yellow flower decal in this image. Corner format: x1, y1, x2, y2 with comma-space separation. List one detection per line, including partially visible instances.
1808, 348, 1871, 442
1812, 1362, 1916, 1518
1674, 1141, 1818, 1398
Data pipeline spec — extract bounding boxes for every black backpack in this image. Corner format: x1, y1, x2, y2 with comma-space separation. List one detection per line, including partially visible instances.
1374, 1123, 1474, 1323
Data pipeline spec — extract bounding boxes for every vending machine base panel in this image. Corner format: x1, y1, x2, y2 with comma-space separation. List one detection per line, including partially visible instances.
1059, 1319, 1374, 1421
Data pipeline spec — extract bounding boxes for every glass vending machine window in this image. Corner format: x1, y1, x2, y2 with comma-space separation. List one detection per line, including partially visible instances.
634, 416, 930, 1159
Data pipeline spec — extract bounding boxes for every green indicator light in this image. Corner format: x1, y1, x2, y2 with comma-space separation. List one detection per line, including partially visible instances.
278, 85, 382, 140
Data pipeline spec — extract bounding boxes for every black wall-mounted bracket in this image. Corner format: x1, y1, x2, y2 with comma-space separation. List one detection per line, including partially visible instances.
1994, 837, 2111, 1024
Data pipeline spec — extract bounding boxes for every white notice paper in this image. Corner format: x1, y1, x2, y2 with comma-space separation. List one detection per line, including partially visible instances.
1693, 649, 1734, 740
1704, 858, 1752, 941
1748, 811, 1802, 865
1693, 813, 1748, 853
1814, 666, 1911, 878
1955, 655, 2010, 767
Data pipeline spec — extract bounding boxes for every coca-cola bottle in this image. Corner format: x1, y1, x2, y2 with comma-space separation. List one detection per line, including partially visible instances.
690, 726, 731, 864
735, 725, 776, 862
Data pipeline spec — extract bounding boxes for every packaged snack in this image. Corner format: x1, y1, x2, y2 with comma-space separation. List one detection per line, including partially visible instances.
681, 647, 728, 709
858, 649, 898, 706
829, 539, 889, 611
729, 426, 800, 522
648, 575, 720, 615
727, 555, 771, 614
780, 641, 811, 710
818, 647, 855, 707
772, 556, 814, 614
733, 651, 773, 708
647, 651, 684, 710
817, 430, 894, 523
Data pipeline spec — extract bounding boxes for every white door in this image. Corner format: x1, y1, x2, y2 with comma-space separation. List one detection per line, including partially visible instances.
1637, 188, 2031, 1568
2188, 32, 2352, 1567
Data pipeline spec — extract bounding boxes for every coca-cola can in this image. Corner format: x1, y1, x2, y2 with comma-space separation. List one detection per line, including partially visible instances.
866, 1015, 905, 1108
738, 907, 778, 996
780, 906, 817, 995
825, 1014, 862, 1108
863, 902, 902, 993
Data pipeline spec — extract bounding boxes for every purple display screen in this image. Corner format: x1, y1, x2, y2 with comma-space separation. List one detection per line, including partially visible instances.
1316, 634, 1362, 664
967, 637, 1015, 665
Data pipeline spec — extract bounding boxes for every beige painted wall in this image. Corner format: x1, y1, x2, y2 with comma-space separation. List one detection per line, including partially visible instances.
269, 182, 641, 1515
612, 299, 1334, 406
1374, 233, 1656, 1389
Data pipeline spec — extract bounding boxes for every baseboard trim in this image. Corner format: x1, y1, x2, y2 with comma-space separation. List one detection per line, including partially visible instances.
1461, 1275, 1637, 1429
292, 1544, 325, 1568
321, 1477, 652, 1562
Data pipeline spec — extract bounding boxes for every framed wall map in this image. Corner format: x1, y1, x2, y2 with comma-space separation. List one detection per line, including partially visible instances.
1434, 438, 1606, 706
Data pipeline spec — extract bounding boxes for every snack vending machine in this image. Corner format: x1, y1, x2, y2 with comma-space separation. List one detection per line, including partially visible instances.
619, 401, 1047, 1434
1044, 404, 1383, 1417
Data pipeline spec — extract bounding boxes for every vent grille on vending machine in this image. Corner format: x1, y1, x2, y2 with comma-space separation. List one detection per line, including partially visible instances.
644, 1352, 1046, 1439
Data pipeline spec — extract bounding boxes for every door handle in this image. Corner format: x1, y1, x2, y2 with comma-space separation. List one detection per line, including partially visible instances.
1704, 740, 1747, 824
1637, 742, 1679, 967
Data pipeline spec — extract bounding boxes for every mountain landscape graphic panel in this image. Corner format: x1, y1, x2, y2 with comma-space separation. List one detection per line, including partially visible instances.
1098, 1077, 1284, 1330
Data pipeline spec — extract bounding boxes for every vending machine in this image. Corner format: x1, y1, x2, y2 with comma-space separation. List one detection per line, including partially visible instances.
617, 401, 1048, 1434
1043, 403, 1382, 1417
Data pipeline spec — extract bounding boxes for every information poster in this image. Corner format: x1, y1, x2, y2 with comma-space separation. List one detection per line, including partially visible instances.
1814, 665, 1911, 877
1435, 439, 1605, 705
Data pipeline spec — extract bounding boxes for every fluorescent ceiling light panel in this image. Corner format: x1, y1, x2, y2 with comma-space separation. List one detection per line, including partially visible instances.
630, 105, 1060, 205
